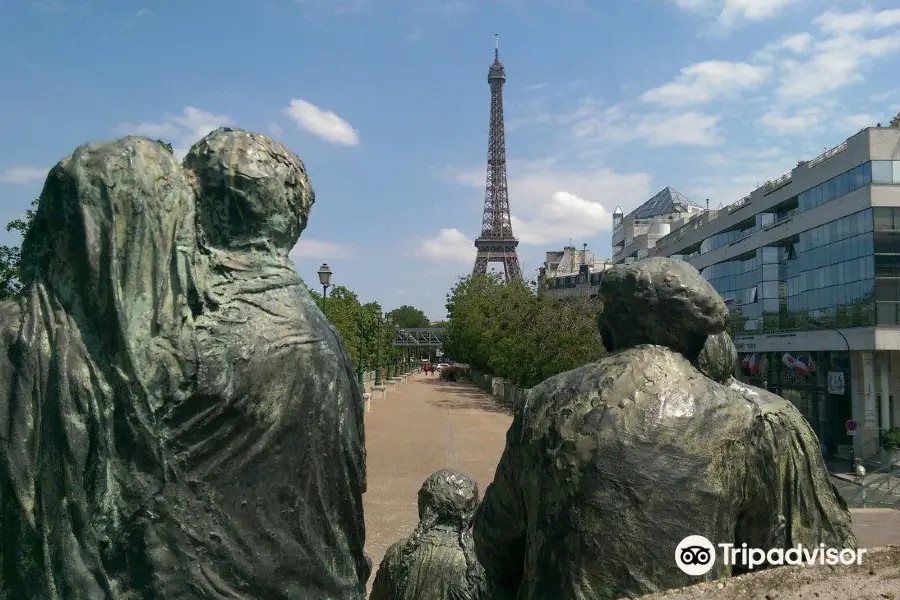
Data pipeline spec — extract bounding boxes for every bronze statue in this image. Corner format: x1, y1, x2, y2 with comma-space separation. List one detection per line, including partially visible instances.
474, 258, 856, 600
0, 129, 369, 598
370, 469, 489, 600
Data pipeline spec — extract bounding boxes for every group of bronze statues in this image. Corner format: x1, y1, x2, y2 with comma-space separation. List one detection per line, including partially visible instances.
0, 129, 854, 599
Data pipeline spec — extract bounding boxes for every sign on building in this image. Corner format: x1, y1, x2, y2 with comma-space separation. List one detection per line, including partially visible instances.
827, 371, 845, 395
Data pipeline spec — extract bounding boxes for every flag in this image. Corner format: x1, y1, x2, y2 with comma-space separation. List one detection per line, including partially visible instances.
782, 353, 814, 376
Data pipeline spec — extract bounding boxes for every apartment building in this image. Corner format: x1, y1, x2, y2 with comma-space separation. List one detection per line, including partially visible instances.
647, 126, 900, 464
538, 244, 613, 298
611, 186, 706, 263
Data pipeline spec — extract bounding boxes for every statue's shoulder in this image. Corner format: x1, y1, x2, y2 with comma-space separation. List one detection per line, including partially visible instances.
525, 345, 693, 412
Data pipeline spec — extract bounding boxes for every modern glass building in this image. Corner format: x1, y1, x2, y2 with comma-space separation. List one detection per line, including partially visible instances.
647, 127, 900, 464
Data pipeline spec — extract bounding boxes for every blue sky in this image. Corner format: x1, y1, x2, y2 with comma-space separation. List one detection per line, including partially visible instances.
2, 0, 900, 320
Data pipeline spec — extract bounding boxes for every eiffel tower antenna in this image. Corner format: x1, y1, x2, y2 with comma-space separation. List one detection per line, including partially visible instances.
472, 35, 522, 281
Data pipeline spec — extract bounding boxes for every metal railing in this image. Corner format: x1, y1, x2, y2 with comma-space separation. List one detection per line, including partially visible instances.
763, 171, 792, 195
843, 460, 900, 508
807, 140, 848, 169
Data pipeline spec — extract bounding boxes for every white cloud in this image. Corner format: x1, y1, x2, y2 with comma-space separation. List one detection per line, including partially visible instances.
511, 191, 611, 245
289, 238, 352, 260
758, 106, 826, 134
687, 146, 797, 207
0, 166, 47, 185
283, 99, 360, 146
572, 107, 723, 147
640, 61, 770, 106
814, 7, 900, 35
671, 0, 803, 29
871, 88, 900, 103
447, 161, 652, 245
419, 228, 475, 262
771, 9, 900, 105
116, 106, 231, 159
844, 113, 878, 130
269, 122, 284, 137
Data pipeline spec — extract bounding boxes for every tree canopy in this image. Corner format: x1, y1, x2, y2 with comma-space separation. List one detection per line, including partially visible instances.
0, 198, 38, 300
444, 274, 606, 389
385, 304, 431, 329
309, 285, 403, 371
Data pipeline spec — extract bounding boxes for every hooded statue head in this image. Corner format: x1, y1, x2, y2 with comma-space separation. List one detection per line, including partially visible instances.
417, 469, 480, 529
696, 331, 738, 383
19, 136, 199, 392
183, 127, 314, 254
598, 257, 728, 362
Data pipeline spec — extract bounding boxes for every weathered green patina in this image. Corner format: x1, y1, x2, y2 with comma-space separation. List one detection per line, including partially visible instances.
370, 469, 490, 600
474, 258, 856, 600
0, 129, 369, 599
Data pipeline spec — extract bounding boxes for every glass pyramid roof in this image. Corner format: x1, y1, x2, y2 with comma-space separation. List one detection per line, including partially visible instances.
628, 186, 702, 220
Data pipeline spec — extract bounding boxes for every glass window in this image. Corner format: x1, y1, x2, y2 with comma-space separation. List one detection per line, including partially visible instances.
835, 172, 850, 197
823, 179, 836, 202
877, 303, 899, 325
860, 162, 873, 187
894, 161, 900, 183
812, 185, 823, 207
872, 160, 893, 183
874, 207, 893, 230
876, 279, 900, 302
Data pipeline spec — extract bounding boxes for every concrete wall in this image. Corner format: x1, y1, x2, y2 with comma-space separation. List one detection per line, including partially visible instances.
849, 350, 900, 463
468, 370, 527, 409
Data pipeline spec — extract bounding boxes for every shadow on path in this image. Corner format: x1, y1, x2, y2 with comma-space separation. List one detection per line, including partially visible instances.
415, 377, 514, 415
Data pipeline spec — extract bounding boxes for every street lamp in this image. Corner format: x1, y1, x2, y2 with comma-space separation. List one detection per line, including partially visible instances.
374, 316, 383, 386
809, 319, 850, 351
809, 319, 852, 464
356, 307, 365, 388
317, 263, 333, 298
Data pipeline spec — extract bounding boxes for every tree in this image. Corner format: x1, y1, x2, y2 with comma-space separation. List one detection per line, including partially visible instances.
385, 304, 430, 329
0, 198, 39, 300
890, 112, 900, 128
444, 274, 605, 389
155, 139, 175, 153
311, 286, 400, 372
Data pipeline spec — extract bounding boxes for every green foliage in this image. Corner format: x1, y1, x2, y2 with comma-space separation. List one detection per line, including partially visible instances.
439, 364, 470, 381
0, 198, 39, 300
890, 112, 900, 128
444, 274, 606, 389
883, 427, 900, 451
155, 139, 175, 154
385, 304, 430, 329
311, 285, 400, 370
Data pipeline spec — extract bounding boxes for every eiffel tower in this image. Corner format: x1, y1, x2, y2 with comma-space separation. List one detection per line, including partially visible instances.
472, 35, 522, 281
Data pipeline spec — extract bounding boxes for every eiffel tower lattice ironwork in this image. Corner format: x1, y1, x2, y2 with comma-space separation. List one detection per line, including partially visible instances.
472, 34, 522, 281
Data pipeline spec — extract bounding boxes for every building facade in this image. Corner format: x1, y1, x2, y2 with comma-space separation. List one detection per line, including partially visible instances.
539, 244, 613, 298
612, 186, 706, 263
648, 126, 900, 464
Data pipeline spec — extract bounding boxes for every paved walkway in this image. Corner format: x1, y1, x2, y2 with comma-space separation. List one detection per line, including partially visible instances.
363, 373, 512, 579
362, 374, 900, 587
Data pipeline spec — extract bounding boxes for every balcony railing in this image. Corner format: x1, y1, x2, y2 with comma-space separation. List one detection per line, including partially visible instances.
807, 140, 848, 169
763, 171, 792, 195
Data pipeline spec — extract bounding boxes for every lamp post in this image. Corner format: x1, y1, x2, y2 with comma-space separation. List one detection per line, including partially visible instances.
356, 307, 365, 388
810, 319, 852, 465
374, 316, 383, 386
317, 263, 333, 298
